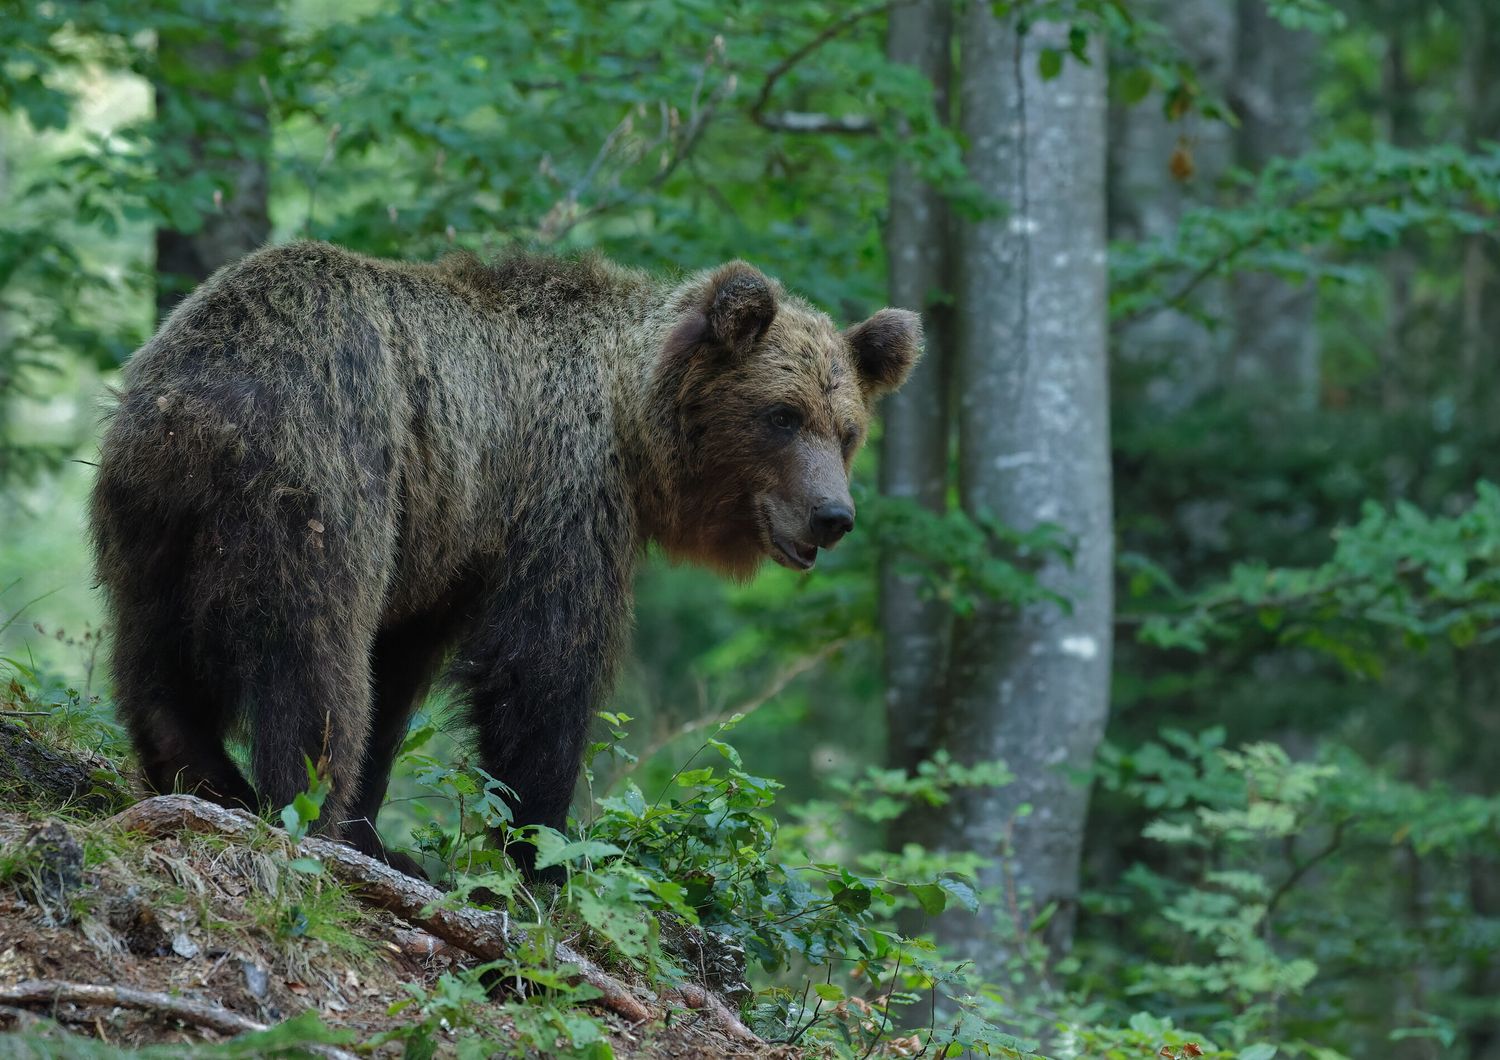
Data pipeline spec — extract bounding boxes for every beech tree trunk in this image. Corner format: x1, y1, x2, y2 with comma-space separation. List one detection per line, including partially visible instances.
934, 11, 1113, 970
880, 0, 953, 850
1230, 0, 1319, 403
153, 16, 275, 320
1109, 0, 1238, 408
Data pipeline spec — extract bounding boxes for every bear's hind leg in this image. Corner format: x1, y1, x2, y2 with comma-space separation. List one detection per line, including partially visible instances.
108, 593, 256, 810
241, 612, 376, 836
342, 610, 464, 878
212, 498, 388, 837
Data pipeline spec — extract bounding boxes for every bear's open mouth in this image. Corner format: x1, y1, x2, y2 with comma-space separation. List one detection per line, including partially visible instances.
771, 534, 818, 571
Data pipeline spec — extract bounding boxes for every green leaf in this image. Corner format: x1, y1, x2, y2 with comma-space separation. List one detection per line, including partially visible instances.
938, 878, 979, 913
292, 791, 321, 824
1118, 66, 1153, 104
1038, 48, 1063, 80
813, 983, 846, 1002
832, 884, 873, 915
217, 1010, 355, 1052
909, 883, 948, 916
534, 836, 625, 871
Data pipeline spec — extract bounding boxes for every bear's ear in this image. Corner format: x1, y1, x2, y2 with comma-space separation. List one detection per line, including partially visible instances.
845, 308, 922, 397
703, 262, 778, 352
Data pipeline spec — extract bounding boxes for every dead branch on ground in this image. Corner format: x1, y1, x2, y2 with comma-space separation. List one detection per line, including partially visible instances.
0, 979, 357, 1060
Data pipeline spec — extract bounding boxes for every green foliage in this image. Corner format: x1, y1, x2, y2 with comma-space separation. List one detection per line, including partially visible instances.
369, 713, 1062, 1057
1263, 0, 1348, 35
1114, 141, 1500, 330
1127, 480, 1500, 671
6, 0, 1500, 1057
278, 756, 330, 845
866, 495, 1073, 618
1090, 726, 1500, 1057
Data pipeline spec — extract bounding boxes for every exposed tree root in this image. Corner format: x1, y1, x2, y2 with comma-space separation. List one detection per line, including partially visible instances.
0, 979, 357, 1059
0, 724, 131, 812
108, 794, 760, 1044
665, 983, 760, 1043
389, 926, 453, 962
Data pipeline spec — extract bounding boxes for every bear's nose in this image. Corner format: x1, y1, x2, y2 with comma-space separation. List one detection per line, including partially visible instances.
810, 501, 855, 547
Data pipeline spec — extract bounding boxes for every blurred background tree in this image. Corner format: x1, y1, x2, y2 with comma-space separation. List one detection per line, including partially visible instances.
5, 0, 1500, 1056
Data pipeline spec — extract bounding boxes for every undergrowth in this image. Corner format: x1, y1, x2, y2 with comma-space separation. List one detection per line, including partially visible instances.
10, 642, 1465, 1059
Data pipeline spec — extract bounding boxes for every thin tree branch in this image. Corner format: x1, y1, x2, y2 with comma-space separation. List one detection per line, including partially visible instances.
0, 980, 357, 1060
1115, 558, 1424, 629
541, 48, 734, 242
747, 0, 910, 135
859, 946, 904, 1060
111, 795, 765, 1044
610, 635, 853, 787
1111, 236, 1259, 334
1263, 820, 1348, 927
663, 984, 758, 1043
754, 111, 877, 134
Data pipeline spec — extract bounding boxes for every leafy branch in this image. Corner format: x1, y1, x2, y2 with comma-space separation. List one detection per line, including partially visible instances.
746, 0, 910, 135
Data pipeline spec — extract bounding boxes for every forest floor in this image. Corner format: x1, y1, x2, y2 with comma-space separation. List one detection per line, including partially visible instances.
0, 717, 789, 1059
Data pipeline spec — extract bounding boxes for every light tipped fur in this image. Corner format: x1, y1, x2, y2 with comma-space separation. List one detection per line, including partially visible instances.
89, 241, 918, 877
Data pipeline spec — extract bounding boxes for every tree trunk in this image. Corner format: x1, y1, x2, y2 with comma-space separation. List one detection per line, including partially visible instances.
153, 16, 275, 320
1458, 0, 1498, 426
880, 0, 954, 849
1230, 0, 1319, 404
937, 10, 1112, 969
1109, 0, 1238, 408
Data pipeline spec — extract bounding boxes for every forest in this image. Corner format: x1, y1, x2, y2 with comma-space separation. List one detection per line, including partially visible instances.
2, 0, 1499, 1057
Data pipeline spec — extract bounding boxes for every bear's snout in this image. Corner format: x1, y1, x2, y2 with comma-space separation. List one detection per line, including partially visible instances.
810, 500, 855, 547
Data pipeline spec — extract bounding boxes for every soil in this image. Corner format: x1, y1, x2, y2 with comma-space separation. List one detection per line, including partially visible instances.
0, 724, 799, 1059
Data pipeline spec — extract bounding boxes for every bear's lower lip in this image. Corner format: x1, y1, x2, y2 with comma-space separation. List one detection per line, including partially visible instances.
772, 537, 818, 571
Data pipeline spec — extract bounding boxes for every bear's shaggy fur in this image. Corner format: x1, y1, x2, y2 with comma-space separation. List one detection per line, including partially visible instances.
88, 241, 918, 876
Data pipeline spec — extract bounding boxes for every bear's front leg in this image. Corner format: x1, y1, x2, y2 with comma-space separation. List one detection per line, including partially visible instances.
455, 547, 629, 883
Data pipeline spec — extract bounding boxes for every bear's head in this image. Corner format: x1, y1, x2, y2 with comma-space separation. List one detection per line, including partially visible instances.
653, 261, 921, 578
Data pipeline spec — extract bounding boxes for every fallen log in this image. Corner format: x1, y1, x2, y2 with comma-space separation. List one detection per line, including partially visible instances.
109, 793, 757, 1041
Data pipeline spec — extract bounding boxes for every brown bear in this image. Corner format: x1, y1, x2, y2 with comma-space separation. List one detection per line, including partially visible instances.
88, 241, 919, 878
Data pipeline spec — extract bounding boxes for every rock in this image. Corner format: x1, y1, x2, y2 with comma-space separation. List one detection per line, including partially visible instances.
241, 961, 269, 1000
171, 931, 201, 959
22, 822, 83, 922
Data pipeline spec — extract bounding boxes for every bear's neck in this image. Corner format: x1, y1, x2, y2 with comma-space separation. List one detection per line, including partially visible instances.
603, 276, 689, 558
589, 271, 734, 573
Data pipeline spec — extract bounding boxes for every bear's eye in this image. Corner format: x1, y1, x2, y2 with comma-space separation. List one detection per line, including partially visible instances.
841, 428, 861, 455
766, 406, 802, 434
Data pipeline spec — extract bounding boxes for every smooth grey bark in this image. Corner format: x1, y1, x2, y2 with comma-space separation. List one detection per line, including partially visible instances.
154, 21, 274, 320
937, 12, 1113, 967
880, 0, 953, 846
1230, 0, 1319, 404
1459, 0, 1500, 420
1109, 0, 1237, 409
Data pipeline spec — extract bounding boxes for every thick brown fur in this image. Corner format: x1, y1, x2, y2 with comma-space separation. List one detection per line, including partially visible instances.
88, 241, 919, 877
